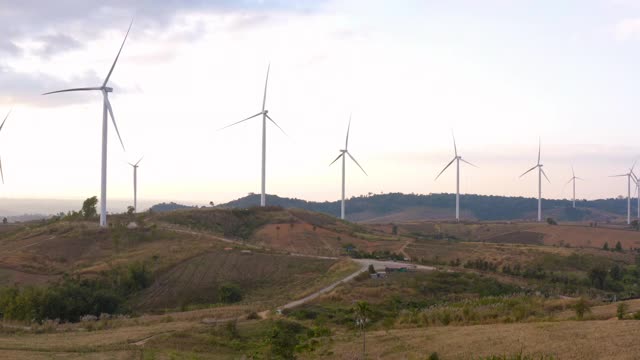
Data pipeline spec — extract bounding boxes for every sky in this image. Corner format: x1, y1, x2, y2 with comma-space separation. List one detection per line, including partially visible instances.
2, 0, 640, 212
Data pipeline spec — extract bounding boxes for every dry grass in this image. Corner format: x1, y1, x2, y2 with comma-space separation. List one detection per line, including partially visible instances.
326, 319, 640, 359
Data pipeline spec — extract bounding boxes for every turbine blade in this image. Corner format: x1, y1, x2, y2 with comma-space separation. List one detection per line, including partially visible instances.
541, 168, 551, 183
520, 165, 538, 178
265, 114, 287, 136
566, 178, 573, 185
329, 153, 344, 166
42, 87, 102, 95
345, 114, 351, 150
452, 130, 457, 157
105, 96, 125, 151
572, 165, 575, 178
460, 158, 478, 168
347, 151, 368, 176
610, 174, 628, 177
219, 112, 263, 130
575, 177, 584, 181
262, 63, 270, 112
0, 157, 4, 184
537, 137, 541, 165
632, 160, 637, 174
0, 108, 11, 133
435, 158, 456, 180
103, 18, 134, 87
135, 156, 144, 166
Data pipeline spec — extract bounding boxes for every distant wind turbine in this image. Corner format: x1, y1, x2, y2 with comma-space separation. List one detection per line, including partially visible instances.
610, 162, 636, 225
43, 20, 133, 227
220, 64, 286, 207
329, 115, 367, 220
0, 109, 11, 184
633, 171, 640, 219
435, 132, 477, 221
566, 166, 583, 208
128, 157, 143, 213
520, 139, 550, 222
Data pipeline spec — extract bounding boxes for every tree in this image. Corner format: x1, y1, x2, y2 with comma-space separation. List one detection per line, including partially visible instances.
355, 301, 370, 359
82, 196, 98, 219
574, 298, 590, 320
546, 217, 557, 225
610, 264, 623, 281
1, 217, 6, 225
617, 302, 629, 320
603, 242, 609, 251
218, 283, 242, 304
209, 201, 214, 207
632, 220, 639, 231
391, 224, 398, 235
368, 264, 375, 274
615, 241, 623, 252
126, 206, 135, 216
588, 267, 607, 289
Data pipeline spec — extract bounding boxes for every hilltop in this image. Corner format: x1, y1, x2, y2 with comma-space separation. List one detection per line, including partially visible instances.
217, 192, 629, 222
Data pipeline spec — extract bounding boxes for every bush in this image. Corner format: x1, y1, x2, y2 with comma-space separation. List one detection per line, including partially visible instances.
617, 302, 629, 320
218, 283, 243, 304
574, 298, 590, 320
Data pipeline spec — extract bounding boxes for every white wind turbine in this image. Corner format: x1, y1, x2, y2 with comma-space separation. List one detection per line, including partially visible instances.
0, 109, 11, 184
43, 20, 133, 227
633, 171, 640, 219
329, 116, 367, 220
435, 132, 477, 221
520, 139, 550, 222
610, 162, 636, 225
128, 157, 143, 213
220, 64, 286, 207
566, 166, 583, 208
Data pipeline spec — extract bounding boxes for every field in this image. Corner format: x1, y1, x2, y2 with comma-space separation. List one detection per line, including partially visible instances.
0, 207, 639, 358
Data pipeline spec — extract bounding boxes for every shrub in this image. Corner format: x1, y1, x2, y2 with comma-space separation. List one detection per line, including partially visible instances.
574, 298, 590, 320
617, 302, 629, 320
218, 283, 243, 304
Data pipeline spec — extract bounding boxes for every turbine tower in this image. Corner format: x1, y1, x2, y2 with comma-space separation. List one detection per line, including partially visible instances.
329, 115, 367, 220
566, 166, 582, 208
0, 109, 11, 184
221, 64, 286, 207
43, 20, 133, 227
633, 172, 640, 219
128, 157, 143, 213
520, 139, 550, 222
435, 132, 477, 221
610, 162, 636, 225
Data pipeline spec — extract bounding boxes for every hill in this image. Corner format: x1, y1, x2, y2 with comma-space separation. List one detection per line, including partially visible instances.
218, 192, 629, 222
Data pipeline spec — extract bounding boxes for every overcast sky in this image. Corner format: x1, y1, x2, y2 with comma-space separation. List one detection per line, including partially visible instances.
2, 0, 640, 211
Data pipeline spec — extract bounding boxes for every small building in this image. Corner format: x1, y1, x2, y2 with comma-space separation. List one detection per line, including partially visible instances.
370, 272, 387, 279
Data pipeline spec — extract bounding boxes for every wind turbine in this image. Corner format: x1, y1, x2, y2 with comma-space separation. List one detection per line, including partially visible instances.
435, 132, 477, 221
610, 162, 636, 225
566, 166, 583, 208
43, 20, 133, 227
633, 171, 640, 219
0, 109, 11, 184
220, 64, 286, 207
329, 116, 367, 220
128, 157, 143, 213
520, 139, 550, 222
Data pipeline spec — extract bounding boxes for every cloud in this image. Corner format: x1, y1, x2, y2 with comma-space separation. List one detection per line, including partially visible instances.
0, 65, 102, 107
0, 0, 327, 106
614, 18, 640, 41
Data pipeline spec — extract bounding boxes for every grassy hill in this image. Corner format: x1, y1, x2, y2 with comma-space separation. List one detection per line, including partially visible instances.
218, 192, 629, 222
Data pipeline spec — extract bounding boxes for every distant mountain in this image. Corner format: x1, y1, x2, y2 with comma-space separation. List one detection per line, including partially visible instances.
218, 193, 630, 222
150, 202, 197, 213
